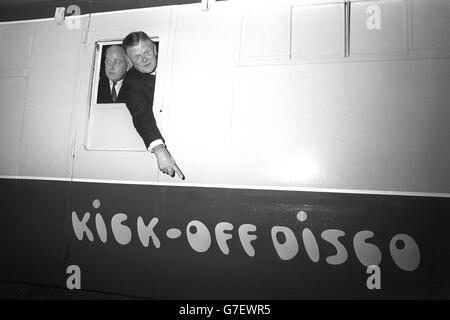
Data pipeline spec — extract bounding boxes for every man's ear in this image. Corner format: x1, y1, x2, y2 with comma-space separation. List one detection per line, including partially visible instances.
125, 56, 132, 71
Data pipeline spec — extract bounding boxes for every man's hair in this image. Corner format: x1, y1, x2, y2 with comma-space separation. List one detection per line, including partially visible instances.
122, 31, 154, 50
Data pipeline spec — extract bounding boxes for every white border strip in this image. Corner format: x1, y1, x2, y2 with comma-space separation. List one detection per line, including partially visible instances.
1, 175, 449, 198
0, 175, 71, 182
0, 17, 54, 25
0, 14, 90, 26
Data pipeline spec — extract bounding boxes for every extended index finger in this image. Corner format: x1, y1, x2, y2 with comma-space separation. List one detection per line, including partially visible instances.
173, 163, 185, 180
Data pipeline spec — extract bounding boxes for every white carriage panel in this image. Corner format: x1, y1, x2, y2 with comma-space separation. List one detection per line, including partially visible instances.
345, 59, 450, 193
72, 150, 159, 182
0, 27, 33, 72
239, 6, 291, 59
86, 104, 146, 151
412, 0, 450, 50
229, 64, 346, 188
230, 58, 450, 193
88, 6, 171, 31
0, 77, 27, 176
17, 18, 88, 178
157, 4, 244, 184
291, 4, 345, 58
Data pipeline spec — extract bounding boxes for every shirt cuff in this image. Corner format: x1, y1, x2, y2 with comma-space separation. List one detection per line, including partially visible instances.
148, 139, 165, 152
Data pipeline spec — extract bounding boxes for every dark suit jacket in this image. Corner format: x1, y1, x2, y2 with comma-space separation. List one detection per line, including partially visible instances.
121, 68, 164, 149
97, 76, 127, 104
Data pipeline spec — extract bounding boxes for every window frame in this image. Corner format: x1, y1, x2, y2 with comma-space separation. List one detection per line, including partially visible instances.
85, 37, 160, 152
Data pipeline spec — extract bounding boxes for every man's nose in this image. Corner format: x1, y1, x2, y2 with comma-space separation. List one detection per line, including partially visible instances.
141, 56, 149, 64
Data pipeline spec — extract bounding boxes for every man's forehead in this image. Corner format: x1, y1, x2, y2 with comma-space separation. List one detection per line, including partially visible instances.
129, 40, 154, 52
106, 46, 126, 58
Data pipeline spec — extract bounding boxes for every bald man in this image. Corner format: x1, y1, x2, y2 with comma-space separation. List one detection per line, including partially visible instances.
97, 45, 131, 103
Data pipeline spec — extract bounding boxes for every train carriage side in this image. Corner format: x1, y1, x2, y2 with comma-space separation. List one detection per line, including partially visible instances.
1, 0, 450, 299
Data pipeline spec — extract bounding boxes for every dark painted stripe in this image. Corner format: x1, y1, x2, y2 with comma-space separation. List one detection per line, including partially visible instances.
1, 178, 450, 299
0, 279, 137, 299
0, 178, 70, 287
0, 0, 228, 23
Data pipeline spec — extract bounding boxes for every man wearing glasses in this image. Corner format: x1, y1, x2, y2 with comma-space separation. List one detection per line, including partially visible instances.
122, 31, 184, 180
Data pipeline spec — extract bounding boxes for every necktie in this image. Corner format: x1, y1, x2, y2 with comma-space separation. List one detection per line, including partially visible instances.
111, 81, 117, 103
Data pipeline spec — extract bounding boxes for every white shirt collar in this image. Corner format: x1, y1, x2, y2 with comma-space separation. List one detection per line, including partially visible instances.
109, 79, 124, 93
